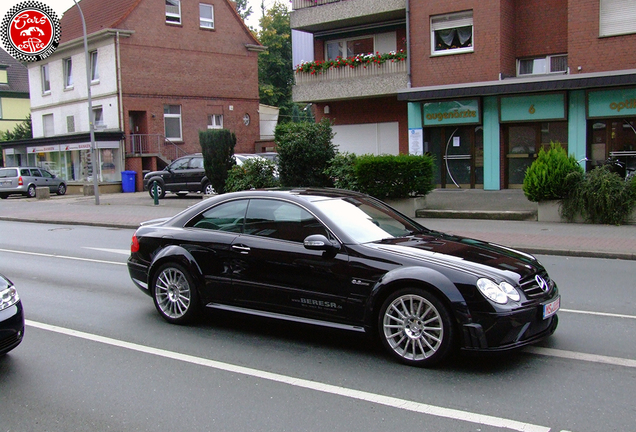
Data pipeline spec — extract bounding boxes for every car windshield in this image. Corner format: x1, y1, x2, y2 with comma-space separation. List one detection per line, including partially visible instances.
313, 197, 425, 244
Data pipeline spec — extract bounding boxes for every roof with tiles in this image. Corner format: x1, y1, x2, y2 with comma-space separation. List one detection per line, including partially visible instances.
59, 0, 142, 44
0, 48, 29, 94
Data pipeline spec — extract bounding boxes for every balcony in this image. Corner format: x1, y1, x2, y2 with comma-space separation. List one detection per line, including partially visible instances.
292, 59, 408, 102
291, 0, 406, 33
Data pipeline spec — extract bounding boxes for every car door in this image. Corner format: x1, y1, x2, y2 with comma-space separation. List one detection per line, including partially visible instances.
187, 156, 206, 192
228, 198, 358, 325
164, 157, 191, 191
39, 169, 57, 192
29, 169, 44, 188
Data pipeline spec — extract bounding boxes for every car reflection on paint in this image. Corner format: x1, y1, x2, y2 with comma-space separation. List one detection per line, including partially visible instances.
127, 188, 559, 367
0, 273, 25, 356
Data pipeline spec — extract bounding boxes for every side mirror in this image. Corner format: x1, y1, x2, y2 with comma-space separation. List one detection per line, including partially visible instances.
303, 234, 340, 252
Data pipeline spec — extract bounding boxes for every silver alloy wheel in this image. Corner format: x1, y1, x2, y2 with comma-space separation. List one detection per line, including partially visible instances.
154, 266, 192, 319
382, 294, 444, 362
57, 183, 66, 195
204, 183, 215, 195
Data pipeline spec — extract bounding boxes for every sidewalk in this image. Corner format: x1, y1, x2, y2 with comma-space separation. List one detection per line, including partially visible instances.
1, 191, 635, 260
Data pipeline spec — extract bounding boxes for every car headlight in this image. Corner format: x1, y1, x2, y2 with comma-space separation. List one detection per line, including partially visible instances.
0, 285, 20, 311
477, 278, 520, 304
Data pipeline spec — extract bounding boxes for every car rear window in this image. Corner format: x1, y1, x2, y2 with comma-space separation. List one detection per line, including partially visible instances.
0, 168, 18, 178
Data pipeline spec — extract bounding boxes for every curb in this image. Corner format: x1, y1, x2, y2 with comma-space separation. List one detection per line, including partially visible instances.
416, 209, 537, 221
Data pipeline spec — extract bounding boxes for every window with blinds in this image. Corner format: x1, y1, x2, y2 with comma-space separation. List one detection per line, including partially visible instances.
600, 0, 636, 37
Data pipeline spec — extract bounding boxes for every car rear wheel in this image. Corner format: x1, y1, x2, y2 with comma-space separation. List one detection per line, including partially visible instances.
378, 288, 454, 367
57, 183, 67, 195
148, 181, 165, 199
151, 263, 200, 324
27, 185, 36, 198
203, 182, 215, 195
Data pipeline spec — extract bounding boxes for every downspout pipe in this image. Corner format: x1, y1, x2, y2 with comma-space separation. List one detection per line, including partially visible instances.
406, 0, 411, 88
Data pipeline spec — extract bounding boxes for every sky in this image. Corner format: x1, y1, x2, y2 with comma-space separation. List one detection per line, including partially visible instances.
0, 0, 287, 52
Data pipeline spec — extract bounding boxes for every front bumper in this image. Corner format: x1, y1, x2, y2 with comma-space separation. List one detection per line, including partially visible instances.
461, 295, 560, 351
0, 301, 25, 355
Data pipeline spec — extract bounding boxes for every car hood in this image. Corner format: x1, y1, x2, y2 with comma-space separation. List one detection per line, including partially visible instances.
364, 231, 542, 282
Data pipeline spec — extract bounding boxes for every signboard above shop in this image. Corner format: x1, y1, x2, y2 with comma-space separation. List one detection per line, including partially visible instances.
499, 93, 566, 123
588, 87, 636, 118
422, 99, 480, 127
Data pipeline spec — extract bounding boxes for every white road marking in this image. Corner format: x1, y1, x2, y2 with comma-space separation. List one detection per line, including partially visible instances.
26, 319, 551, 432
560, 308, 636, 320
525, 346, 636, 369
0, 248, 126, 266
83, 247, 131, 256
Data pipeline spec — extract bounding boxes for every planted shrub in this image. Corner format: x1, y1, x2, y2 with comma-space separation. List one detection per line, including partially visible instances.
274, 119, 336, 187
225, 158, 279, 192
200, 129, 236, 195
523, 142, 583, 202
324, 153, 359, 191
355, 154, 435, 199
561, 165, 636, 225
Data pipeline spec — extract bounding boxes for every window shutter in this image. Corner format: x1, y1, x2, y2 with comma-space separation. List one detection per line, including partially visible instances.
600, 0, 636, 37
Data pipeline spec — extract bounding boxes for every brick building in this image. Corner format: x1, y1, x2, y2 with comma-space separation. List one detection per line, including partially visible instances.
291, 0, 636, 189
12, 0, 262, 192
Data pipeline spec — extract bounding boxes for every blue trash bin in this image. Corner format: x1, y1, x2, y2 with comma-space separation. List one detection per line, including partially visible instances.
121, 171, 136, 193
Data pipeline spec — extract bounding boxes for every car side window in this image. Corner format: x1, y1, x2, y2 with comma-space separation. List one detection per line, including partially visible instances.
187, 200, 248, 232
41, 170, 54, 179
170, 158, 191, 170
190, 157, 204, 169
244, 199, 329, 243
30, 169, 42, 177
20, 169, 30, 176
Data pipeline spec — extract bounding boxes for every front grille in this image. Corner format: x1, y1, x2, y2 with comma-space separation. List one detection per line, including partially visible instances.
519, 270, 553, 299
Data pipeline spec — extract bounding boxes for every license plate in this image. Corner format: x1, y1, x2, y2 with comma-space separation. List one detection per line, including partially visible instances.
543, 296, 560, 319
0, 180, 10, 186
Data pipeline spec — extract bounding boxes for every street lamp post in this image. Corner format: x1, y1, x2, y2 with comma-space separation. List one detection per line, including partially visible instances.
73, 0, 99, 205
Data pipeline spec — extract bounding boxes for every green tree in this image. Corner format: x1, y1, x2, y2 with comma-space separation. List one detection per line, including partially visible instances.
199, 129, 236, 194
1, 115, 32, 141
258, 2, 294, 123
234, 0, 253, 21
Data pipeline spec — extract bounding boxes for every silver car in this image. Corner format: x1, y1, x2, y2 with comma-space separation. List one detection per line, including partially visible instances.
0, 166, 67, 199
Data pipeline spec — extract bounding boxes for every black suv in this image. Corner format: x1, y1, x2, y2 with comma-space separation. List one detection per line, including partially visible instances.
143, 154, 213, 199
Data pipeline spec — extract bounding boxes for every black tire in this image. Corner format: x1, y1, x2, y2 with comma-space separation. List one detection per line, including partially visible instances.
0, 194, 7, 199
176, 192, 188, 198
203, 182, 215, 195
148, 181, 165, 199
27, 184, 36, 198
56, 183, 67, 196
378, 288, 455, 367
151, 262, 200, 324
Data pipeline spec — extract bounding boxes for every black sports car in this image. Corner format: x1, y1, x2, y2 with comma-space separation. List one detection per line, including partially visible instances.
0, 273, 25, 356
128, 188, 559, 366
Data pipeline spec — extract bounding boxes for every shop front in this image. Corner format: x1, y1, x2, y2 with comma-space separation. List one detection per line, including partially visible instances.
419, 99, 483, 188
587, 87, 636, 177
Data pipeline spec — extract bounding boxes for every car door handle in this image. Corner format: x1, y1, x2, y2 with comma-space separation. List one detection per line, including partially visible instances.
232, 245, 251, 254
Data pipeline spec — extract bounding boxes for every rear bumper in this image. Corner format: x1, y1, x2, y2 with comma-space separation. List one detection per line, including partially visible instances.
127, 259, 151, 296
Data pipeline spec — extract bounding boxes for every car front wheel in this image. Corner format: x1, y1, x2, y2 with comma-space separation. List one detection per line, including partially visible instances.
148, 181, 165, 199
378, 288, 454, 367
151, 263, 200, 324
57, 183, 67, 195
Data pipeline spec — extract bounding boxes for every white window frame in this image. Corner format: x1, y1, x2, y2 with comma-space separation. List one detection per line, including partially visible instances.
199, 3, 214, 29
517, 54, 568, 76
41, 64, 50, 94
90, 50, 99, 82
600, 0, 636, 37
43, 114, 54, 137
63, 57, 73, 89
207, 114, 223, 129
164, 105, 183, 141
325, 36, 375, 60
430, 10, 474, 56
93, 107, 104, 129
166, 0, 181, 25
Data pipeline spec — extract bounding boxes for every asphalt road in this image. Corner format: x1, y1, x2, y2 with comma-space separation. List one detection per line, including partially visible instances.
1, 221, 635, 432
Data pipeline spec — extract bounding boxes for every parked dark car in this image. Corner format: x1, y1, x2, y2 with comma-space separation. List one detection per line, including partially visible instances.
0, 166, 67, 199
144, 154, 213, 199
0, 273, 25, 356
127, 188, 559, 366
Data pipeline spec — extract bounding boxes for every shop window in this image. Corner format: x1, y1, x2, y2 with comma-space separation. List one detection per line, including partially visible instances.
431, 10, 473, 55
207, 114, 223, 129
325, 36, 374, 60
200, 3, 214, 29
600, 0, 636, 37
90, 50, 99, 82
164, 105, 182, 140
518, 55, 567, 76
41, 64, 50, 94
166, 0, 181, 24
63, 57, 73, 89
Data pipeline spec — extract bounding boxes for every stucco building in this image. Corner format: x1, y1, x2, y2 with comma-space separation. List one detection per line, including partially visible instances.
0, 48, 30, 166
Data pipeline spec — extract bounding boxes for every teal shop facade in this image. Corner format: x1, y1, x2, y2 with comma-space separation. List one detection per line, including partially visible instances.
399, 70, 636, 190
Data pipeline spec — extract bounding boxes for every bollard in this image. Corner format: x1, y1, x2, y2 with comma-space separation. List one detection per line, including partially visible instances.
36, 187, 50, 200
153, 182, 159, 206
